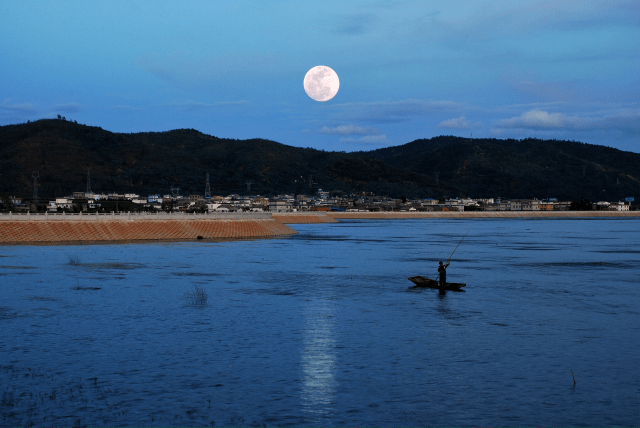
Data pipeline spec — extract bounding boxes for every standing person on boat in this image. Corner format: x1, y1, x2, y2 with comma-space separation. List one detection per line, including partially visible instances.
438, 261, 450, 287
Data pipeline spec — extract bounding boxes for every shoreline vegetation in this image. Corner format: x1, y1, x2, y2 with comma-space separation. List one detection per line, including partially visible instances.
0, 211, 638, 245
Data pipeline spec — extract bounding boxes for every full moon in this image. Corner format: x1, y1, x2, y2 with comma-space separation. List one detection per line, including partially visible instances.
304, 66, 340, 102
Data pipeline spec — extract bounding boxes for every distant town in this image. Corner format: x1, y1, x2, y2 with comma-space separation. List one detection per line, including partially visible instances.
1, 189, 635, 213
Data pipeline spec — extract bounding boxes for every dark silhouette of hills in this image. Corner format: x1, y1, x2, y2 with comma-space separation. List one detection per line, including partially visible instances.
1, 119, 638, 201
0, 119, 450, 199
361, 136, 640, 200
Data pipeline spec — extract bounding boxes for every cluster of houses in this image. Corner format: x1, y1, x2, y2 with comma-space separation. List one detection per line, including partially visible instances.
288, 194, 631, 212
1, 190, 633, 213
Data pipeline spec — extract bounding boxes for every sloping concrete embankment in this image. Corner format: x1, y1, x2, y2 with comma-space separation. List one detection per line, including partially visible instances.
326, 211, 640, 219
272, 213, 338, 224
0, 213, 296, 244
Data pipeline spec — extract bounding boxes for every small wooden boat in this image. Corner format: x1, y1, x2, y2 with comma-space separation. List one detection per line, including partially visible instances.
408, 276, 466, 291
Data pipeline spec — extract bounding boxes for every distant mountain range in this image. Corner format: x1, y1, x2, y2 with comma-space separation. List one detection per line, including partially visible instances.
1, 119, 638, 201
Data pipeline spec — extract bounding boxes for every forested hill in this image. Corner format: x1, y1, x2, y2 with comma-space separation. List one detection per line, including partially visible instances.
361, 136, 640, 200
1, 119, 639, 201
0, 120, 452, 198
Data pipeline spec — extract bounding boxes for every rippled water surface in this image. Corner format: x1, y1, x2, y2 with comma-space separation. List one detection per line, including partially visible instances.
1, 218, 639, 427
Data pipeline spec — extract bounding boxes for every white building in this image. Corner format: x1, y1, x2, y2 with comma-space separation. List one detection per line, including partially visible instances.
268, 200, 295, 212
48, 198, 74, 211
206, 203, 221, 212
521, 199, 540, 211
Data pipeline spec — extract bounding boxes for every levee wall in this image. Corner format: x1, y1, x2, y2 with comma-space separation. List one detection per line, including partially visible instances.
0, 213, 296, 244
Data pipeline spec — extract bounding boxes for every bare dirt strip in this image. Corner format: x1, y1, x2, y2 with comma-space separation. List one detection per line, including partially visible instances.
0, 219, 296, 244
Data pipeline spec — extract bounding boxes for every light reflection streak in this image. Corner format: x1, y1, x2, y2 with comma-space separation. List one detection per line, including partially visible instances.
300, 297, 337, 418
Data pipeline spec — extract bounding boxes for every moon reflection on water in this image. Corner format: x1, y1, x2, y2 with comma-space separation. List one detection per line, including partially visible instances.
301, 297, 337, 419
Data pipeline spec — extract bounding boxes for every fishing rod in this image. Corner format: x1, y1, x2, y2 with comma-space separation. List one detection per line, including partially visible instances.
447, 227, 471, 265
436, 227, 471, 281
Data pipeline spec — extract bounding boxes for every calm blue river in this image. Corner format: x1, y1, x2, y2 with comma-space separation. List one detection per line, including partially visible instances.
1, 218, 639, 427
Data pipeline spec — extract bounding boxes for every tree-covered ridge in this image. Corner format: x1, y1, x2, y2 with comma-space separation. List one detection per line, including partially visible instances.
0, 120, 638, 201
362, 136, 640, 200
0, 120, 451, 198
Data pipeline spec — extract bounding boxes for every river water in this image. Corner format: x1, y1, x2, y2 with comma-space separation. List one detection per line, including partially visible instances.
1, 218, 638, 427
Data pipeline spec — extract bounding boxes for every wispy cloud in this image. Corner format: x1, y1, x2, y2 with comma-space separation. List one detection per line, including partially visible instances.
334, 98, 462, 123
495, 109, 640, 134
320, 124, 382, 135
0, 99, 38, 124
438, 116, 481, 129
496, 110, 573, 129
0, 99, 38, 114
503, 101, 570, 109
339, 135, 387, 144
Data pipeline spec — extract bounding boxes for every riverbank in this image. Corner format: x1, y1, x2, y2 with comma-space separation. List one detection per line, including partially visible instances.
326, 211, 640, 219
2, 210, 637, 244
273, 213, 338, 224
0, 215, 296, 244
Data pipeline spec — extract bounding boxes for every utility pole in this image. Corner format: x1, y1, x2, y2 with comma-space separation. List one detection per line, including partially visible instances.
86, 168, 92, 194
205, 173, 211, 199
434, 171, 439, 187
32, 171, 39, 204
245, 180, 254, 192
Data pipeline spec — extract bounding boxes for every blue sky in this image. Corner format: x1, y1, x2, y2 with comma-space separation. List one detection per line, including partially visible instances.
1, 1, 638, 152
